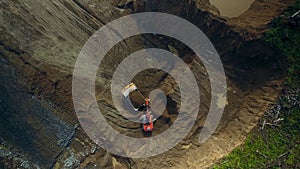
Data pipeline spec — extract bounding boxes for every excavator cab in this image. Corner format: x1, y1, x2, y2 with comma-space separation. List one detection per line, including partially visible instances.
143, 120, 154, 132
143, 121, 153, 132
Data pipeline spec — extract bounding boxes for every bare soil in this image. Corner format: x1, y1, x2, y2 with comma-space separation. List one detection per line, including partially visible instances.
0, 0, 295, 168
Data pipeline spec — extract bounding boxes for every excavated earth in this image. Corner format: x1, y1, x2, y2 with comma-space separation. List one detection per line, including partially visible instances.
0, 0, 295, 168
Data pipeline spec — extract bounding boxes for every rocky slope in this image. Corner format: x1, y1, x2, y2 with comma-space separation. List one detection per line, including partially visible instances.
0, 0, 294, 168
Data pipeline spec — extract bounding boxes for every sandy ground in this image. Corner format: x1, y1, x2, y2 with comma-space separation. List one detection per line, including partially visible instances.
0, 0, 294, 168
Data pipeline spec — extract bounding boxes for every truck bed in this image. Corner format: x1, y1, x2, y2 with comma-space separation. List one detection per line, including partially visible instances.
129, 89, 145, 110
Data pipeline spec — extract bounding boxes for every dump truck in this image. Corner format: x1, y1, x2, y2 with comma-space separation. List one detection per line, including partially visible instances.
121, 83, 146, 111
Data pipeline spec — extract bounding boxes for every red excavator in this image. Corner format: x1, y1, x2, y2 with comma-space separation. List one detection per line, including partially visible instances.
121, 83, 154, 132
142, 98, 154, 132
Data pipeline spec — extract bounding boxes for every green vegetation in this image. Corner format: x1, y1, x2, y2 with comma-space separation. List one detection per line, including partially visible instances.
264, 1, 300, 88
213, 1, 300, 168
213, 102, 300, 169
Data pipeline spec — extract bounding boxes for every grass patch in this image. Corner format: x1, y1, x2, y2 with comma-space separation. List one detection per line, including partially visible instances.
213, 1, 300, 168
264, 1, 300, 88
214, 103, 300, 169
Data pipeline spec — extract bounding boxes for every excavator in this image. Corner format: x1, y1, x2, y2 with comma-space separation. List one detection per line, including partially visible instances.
142, 98, 154, 132
121, 83, 154, 132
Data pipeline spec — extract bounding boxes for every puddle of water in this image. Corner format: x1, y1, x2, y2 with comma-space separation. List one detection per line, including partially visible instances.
209, 0, 255, 18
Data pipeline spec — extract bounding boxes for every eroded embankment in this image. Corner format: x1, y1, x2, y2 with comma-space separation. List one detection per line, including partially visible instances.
0, 0, 294, 168
0, 60, 75, 168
